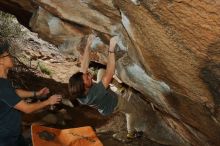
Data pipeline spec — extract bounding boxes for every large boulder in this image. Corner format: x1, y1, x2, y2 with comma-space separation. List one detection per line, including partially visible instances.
1, 0, 220, 145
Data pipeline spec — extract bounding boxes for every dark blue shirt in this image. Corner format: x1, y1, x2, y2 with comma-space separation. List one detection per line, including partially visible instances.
77, 81, 118, 116
0, 78, 21, 138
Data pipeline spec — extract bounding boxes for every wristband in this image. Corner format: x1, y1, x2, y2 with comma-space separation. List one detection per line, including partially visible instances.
108, 51, 115, 53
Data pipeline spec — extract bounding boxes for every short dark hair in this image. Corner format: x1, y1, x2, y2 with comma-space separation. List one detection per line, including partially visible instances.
68, 72, 85, 100
0, 40, 9, 55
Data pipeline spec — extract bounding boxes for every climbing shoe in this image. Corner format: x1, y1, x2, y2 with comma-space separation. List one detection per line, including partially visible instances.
127, 131, 143, 139
113, 132, 132, 143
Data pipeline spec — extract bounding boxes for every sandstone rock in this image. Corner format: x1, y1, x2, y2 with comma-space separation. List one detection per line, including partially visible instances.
30, 7, 88, 45
1, 0, 220, 145
36, 0, 121, 34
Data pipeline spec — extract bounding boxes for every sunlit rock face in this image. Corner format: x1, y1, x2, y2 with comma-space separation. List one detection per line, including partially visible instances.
29, 7, 88, 45
1, 0, 220, 145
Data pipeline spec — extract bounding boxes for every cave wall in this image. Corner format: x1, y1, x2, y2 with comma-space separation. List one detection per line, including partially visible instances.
1, 0, 220, 145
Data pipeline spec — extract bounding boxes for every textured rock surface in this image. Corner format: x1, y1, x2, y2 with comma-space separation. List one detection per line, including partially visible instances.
1, 0, 220, 145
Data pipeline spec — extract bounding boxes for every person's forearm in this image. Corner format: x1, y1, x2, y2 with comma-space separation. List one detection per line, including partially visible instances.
101, 36, 118, 88
105, 52, 115, 79
26, 100, 49, 113
16, 89, 35, 99
16, 100, 50, 114
80, 43, 90, 73
15, 94, 61, 114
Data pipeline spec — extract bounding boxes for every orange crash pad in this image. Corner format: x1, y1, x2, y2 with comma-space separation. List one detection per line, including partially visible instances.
31, 124, 103, 146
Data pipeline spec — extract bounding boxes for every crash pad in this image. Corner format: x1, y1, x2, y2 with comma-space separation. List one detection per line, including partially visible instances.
31, 124, 103, 146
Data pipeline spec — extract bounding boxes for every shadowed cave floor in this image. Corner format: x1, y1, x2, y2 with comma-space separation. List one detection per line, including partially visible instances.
22, 105, 167, 146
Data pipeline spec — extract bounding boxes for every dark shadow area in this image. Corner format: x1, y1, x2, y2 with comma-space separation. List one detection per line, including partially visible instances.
0, 1, 33, 28
8, 68, 111, 129
200, 39, 220, 105
200, 63, 220, 105
98, 132, 168, 146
